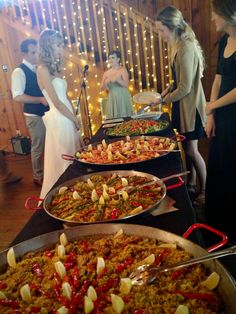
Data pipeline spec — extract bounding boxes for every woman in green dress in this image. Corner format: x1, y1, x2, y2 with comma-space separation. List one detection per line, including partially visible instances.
100, 50, 133, 119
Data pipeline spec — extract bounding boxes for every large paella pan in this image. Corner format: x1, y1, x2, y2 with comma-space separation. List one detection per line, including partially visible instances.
62, 136, 180, 169
25, 170, 184, 225
104, 119, 169, 137
0, 224, 235, 313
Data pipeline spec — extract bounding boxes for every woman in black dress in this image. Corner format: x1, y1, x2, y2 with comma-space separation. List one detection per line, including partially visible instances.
205, 0, 236, 244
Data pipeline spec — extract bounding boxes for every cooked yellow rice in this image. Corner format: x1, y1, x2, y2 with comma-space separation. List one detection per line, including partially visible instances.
0, 232, 224, 313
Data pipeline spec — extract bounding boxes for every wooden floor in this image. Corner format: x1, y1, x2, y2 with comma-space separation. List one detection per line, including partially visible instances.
0, 153, 40, 251
0, 137, 210, 252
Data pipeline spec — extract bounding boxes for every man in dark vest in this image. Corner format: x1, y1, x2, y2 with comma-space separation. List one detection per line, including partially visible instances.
11, 38, 49, 186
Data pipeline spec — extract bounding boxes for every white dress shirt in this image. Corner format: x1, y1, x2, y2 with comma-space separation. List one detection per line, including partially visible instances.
11, 59, 37, 116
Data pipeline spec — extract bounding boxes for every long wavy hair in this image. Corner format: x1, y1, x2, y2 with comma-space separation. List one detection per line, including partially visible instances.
38, 29, 64, 75
212, 0, 236, 26
156, 6, 205, 76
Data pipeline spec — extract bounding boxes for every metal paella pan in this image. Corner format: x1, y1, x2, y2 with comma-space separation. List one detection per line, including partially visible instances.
103, 118, 170, 138
63, 135, 179, 169
37, 170, 168, 225
0, 224, 235, 313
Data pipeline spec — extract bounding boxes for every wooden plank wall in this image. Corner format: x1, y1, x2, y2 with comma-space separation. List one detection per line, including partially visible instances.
0, 20, 29, 151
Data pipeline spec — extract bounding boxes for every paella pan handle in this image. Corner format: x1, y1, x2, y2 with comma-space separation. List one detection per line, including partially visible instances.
165, 176, 184, 190
171, 134, 186, 142
25, 196, 44, 211
182, 223, 228, 253
61, 154, 76, 161
161, 170, 189, 190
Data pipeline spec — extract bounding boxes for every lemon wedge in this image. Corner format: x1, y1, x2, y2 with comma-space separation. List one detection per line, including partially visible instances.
114, 229, 123, 239
120, 278, 132, 294
111, 293, 124, 313
97, 257, 105, 275
84, 296, 94, 314
20, 284, 31, 303
7, 247, 16, 268
59, 233, 68, 246
73, 190, 81, 200
121, 178, 128, 187
174, 304, 189, 314
62, 282, 72, 300
142, 253, 155, 265
87, 285, 97, 301
202, 271, 220, 290
57, 306, 68, 314
0, 291, 6, 299
54, 261, 66, 279
58, 186, 68, 194
57, 244, 65, 258
87, 178, 94, 189
91, 189, 99, 202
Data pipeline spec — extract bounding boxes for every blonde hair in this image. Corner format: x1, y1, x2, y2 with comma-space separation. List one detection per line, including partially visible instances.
156, 6, 205, 76
39, 29, 64, 75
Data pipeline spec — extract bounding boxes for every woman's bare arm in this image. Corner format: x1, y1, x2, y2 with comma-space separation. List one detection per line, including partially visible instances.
205, 74, 221, 137
114, 67, 129, 88
100, 71, 109, 91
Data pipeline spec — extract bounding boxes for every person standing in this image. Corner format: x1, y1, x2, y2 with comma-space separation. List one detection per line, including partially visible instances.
155, 6, 207, 206
37, 29, 81, 198
11, 38, 48, 186
205, 0, 236, 244
100, 50, 133, 119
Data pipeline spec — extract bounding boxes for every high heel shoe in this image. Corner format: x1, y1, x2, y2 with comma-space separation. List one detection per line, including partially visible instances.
193, 192, 205, 206
187, 184, 197, 194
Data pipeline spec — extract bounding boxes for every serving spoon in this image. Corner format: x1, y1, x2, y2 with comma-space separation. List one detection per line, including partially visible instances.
130, 245, 236, 285
118, 171, 189, 194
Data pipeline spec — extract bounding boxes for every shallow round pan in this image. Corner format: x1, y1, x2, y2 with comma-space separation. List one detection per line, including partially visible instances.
104, 119, 170, 138
0, 224, 235, 313
73, 135, 177, 169
42, 170, 166, 225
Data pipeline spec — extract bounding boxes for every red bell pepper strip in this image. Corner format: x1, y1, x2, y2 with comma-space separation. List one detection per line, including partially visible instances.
32, 262, 44, 278
130, 201, 141, 207
30, 283, 51, 298
70, 280, 91, 311
30, 306, 41, 313
81, 240, 91, 253
93, 293, 111, 311
133, 310, 147, 314
111, 208, 120, 220
116, 257, 134, 272
44, 250, 54, 258
52, 197, 70, 206
0, 280, 7, 289
153, 250, 168, 266
53, 272, 61, 290
72, 265, 79, 289
0, 298, 20, 309
173, 290, 217, 302
96, 278, 119, 293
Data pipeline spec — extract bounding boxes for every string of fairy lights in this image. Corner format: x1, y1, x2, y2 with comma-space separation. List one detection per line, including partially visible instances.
5, 0, 170, 134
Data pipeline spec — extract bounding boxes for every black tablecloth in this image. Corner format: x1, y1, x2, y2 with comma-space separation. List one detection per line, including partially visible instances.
11, 113, 236, 281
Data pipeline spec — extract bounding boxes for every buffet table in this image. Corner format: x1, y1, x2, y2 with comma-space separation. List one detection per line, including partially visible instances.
10, 113, 236, 281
